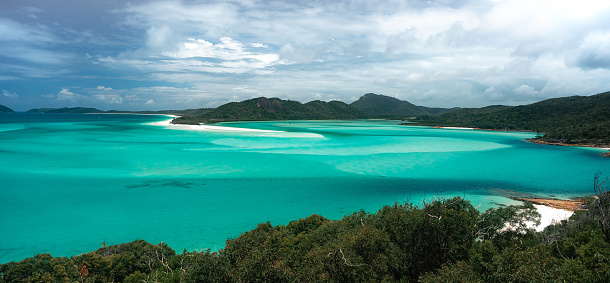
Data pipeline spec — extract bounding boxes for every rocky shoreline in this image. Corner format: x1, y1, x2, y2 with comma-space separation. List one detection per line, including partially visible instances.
511, 197, 588, 211
527, 138, 610, 150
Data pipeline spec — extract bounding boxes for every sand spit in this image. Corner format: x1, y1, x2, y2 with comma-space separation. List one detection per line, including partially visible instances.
150, 118, 283, 133
513, 197, 586, 211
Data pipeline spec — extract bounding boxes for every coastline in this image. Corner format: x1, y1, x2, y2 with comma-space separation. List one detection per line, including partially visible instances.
512, 197, 586, 211
426, 125, 610, 156
527, 138, 610, 149
149, 117, 283, 133
512, 197, 587, 232
527, 138, 610, 157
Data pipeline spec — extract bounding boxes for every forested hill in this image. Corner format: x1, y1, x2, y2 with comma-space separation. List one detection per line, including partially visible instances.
0, 104, 14, 113
350, 93, 458, 117
172, 97, 372, 124
27, 107, 105, 114
414, 91, 610, 145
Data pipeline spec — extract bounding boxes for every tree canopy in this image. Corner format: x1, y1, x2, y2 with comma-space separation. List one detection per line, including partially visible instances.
412, 91, 610, 145
4, 185, 610, 282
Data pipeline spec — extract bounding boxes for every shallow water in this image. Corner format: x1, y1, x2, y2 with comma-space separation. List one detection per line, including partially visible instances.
0, 114, 608, 263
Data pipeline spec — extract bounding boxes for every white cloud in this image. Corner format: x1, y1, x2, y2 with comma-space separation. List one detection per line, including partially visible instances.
251, 43, 270, 49
1, 0, 609, 111
2, 90, 18, 98
513, 85, 540, 97
94, 94, 123, 104
164, 37, 279, 67
57, 88, 83, 101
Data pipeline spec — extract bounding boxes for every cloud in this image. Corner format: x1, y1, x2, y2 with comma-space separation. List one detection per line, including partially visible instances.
19, 6, 43, 19
513, 85, 540, 97
565, 31, 610, 70
2, 90, 18, 98
1, 0, 610, 111
278, 42, 317, 64
94, 94, 123, 104
0, 18, 55, 43
57, 88, 83, 101
164, 37, 280, 67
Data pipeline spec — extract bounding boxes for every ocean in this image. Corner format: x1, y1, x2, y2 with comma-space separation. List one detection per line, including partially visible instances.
0, 113, 608, 263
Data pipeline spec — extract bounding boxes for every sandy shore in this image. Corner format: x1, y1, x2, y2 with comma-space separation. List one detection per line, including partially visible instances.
150, 118, 284, 133
431, 126, 475, 130
513, 197, 586, 211
151, 118, 325, 138
529, 204, 574, 232
513, 197, 586, 231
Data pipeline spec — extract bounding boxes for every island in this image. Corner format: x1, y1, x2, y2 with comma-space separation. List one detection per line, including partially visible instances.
0, 104, 15, 113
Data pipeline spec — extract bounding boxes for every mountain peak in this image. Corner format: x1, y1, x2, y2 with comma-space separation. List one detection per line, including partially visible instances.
350, 93, 455, 117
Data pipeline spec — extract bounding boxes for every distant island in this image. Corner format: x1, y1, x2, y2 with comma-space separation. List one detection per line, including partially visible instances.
27, 107, 106, 114
25, 107, 211, 117
0, 104, 15, 113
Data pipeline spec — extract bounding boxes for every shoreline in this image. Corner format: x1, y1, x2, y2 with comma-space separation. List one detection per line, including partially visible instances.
511, 197, 587, 211
527, 138, 610, 152
149, 118, 284, 133
422, 124, 609, 152
511, 196, 588, 232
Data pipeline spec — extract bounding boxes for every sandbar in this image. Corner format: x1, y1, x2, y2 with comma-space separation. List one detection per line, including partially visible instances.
150, 118, 283, 133
513, 197, 586, 211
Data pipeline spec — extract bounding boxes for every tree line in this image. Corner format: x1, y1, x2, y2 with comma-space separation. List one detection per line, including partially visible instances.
413, 91, 610, 146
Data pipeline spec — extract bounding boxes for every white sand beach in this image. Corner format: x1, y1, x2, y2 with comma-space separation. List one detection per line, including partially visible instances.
529, 204, 573, 232
150, 118, 283, 133
440, 127, 476, 130
150, 118, 325, 138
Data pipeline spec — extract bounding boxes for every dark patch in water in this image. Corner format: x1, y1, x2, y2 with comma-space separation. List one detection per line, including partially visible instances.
125, 180, 199, 190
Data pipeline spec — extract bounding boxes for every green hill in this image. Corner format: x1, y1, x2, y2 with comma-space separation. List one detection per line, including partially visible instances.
0, 104, 15, 113
413, 91, 610, 145
350, 93, 458, 118
173, 97, 372, 124
26, 107, 105, 114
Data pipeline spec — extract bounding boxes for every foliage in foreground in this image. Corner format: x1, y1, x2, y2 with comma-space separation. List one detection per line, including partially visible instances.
3, 191, 610, 282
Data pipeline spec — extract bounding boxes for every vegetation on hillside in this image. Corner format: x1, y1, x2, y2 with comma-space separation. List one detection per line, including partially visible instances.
0, 104, 15, 113
172, 97, 371, 124
3, 174, 610, 282
350, 93, 458, 118
413, 91, 610, 145
26, 107, 106, 114
24, 107, 209, 116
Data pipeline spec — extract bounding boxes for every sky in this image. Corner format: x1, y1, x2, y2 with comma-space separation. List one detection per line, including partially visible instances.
1, 0, 610, 111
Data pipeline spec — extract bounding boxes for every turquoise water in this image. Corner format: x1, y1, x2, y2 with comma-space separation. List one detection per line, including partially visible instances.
0, 114, 608, 263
